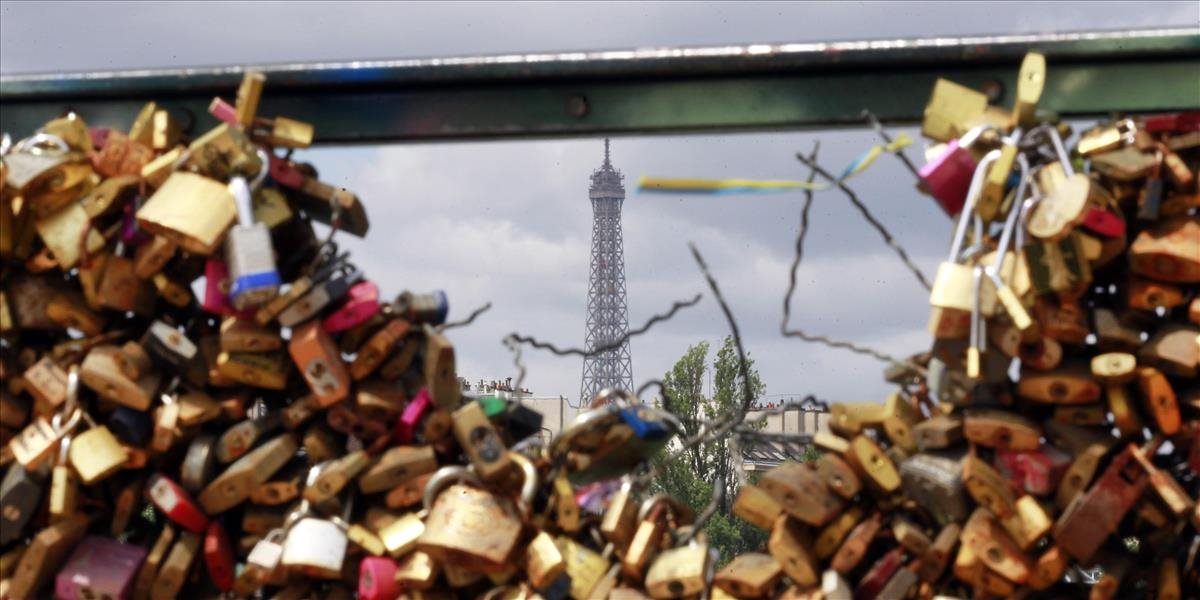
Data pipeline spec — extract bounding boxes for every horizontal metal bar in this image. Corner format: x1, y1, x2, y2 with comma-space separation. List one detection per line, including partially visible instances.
2, 28, 1198, 143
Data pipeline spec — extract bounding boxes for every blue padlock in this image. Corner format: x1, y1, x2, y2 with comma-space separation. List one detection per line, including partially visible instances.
618, 407, 670, 441
108, 406, 152, 446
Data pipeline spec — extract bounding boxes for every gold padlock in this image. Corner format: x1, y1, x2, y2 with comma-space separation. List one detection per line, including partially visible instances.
416, 453, 536, 573
137, 172, 237, 256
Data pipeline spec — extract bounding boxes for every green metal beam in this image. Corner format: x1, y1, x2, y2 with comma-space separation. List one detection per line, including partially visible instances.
2, 28, 1197, 143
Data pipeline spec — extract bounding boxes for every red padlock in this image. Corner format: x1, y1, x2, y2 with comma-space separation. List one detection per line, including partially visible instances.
323, 280, 381, 333
917, 126, 989, 217
395, 387, 432, 444
995, 445, 1071, 496
147, 473, 209, 533
359, 556, 401, 600
1080, 206, 1126, 238
1142, 111, 1200, 133
204, 520, 236, 592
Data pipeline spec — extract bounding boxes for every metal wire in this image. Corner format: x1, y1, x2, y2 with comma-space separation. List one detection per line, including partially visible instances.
781, 143, 923, 373
438, 301, 492, 332
794, 152, 933, 292
504, 294, 702, 359
862, 109, 921, 179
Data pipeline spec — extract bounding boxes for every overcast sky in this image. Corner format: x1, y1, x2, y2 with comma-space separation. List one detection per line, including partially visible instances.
3, 2, 1196, 405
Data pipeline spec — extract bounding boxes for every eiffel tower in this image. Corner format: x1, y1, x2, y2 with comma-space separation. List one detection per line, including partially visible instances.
580, 139, 633, 403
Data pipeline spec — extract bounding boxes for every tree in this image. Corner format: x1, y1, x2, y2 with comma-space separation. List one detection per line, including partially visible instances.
651, 335, 767, 563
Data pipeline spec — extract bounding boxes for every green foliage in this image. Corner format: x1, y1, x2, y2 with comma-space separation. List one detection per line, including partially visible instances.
651, 336, 768, 564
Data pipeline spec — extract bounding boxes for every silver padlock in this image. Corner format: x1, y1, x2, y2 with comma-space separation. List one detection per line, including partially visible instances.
277, 265, 363, 327
226, 149, 279, 310
279, 464, 349, 579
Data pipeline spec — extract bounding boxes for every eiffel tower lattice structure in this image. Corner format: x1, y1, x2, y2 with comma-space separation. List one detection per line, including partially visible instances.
579, 139, 634, 403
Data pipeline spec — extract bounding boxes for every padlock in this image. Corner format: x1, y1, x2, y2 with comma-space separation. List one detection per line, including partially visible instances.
137, 172, 238, 255
900, 451, 969, 524
358, 444, 438, 494
918, 126, 994, 216
148, 472, 210, 533
306, 448, 373, 503
768, 514, 820, 588
199, 433, 297, 514
921, 78, 989, 143
79, 344, 161, 411
7, 515, 90, 599
1027, 127, 1099, 241
324, 279, 381, 333
524, 531, 566, 590
219, 315, 283, 353
68, 413, 128, 484
181, 433, 218, 492
962, 408, 1041, 450
712, 552, 782, 599
758, 460, 844, 527
452, 399, 512, 481
417, 454, 536, 573
232, 528, 285, 596
928, 150, 1000, 337
359, 556, 402, 600
1136, 366, 1180, 435
150, 530, 202, 600
279, 468, 352, 580
288, 320, 351, 405
1053, 444, 1147, 562
183, 122, 262, 181
216, 412, 281, 464
225, 152, 281, 309
813, 506, 864, 560
425, 327, 459, 409
47, 432, 78, 522
34, 199, 105, 269
555, 535, 612, 599
55, 535, 147, 600
844, 434, 900, 495
203, 519, 236, 592
0, 462, 47, 545
268, 152, 370, 237
644, 534, 709, 599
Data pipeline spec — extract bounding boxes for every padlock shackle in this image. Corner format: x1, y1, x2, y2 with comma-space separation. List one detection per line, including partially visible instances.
14, 132, 69, 156
991, 152, 1032, 263
510, 451, 538, 518
1045, 125, 1074, 176
948, 149, 1002, 262
421, 465, 480, 512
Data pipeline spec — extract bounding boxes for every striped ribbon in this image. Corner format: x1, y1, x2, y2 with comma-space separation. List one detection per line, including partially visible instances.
638, 133, 913, 195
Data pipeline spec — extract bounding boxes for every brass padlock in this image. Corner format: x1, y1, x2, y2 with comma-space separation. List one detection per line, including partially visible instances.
137, 172, 238, 256
767, 514, 819, 588
758, 461, 844, 527
416, 453, 536, 573
451, 400, 512, 482
713, 552, 782, 599
644, 534, 710, 599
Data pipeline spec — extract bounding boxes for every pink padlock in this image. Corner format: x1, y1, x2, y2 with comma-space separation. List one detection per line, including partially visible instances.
395, 387, 432, 444
202, 258, 254, 318
268, 152, 307, 189
359, 556, 401, 600
1080, 206, 1125, 238
55, 536, 147, 600
918, 125, 989, 217
208, 97, 238, 126
323, 280, 381, 333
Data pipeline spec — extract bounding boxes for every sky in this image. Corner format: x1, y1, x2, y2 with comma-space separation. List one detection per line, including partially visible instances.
3, 1, 1196, 405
